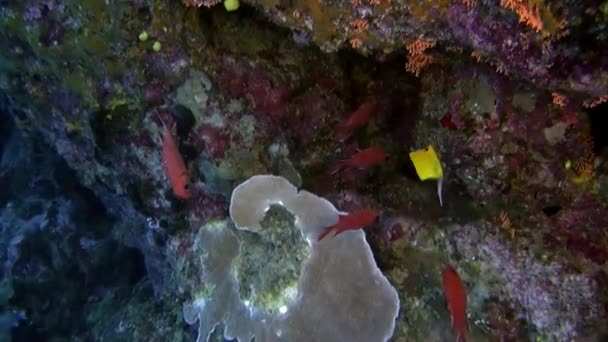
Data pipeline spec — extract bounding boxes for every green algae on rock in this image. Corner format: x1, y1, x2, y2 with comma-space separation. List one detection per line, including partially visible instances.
234, 205, 308, 313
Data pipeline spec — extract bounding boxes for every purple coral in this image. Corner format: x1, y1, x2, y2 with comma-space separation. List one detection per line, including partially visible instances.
547, 194, 608, 264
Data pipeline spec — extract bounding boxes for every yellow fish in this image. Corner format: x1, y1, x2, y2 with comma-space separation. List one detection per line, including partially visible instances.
409, 145, 444, 206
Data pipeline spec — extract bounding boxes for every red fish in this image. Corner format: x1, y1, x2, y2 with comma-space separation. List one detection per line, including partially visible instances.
159, 118, 192, 200
440, 113, 457, 130
317, 208, 378, 241
442, 265, 468, 342
329, 147, 388, 175
336, 97, 378, 141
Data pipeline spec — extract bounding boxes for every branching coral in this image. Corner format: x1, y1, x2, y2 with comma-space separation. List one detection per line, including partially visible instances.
450, 222, 605, 340
499, 0, 544, 33
405, 38, 436, 77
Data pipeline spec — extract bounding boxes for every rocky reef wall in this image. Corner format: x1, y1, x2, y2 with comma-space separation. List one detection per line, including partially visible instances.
1, 0, 607, 340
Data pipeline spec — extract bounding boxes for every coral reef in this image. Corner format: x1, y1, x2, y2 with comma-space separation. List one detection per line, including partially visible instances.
182, 175, 399, 342
0, 115, 184, 340
245, 0, 608, 104
0, 0, 607, 340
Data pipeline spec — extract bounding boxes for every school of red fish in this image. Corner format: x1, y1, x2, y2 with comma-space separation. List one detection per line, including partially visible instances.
156, 97, 468, 341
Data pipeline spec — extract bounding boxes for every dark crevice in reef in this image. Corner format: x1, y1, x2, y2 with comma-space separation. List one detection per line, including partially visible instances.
335, 48, 421, 150
586, 101, 608, 155
0, 122, 150, 340
0, 107, 12, 151
542, 205, 562, 217
196, 3, 271, 51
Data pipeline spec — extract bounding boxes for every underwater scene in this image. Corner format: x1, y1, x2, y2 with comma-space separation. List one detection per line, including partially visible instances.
1, 0, 608, 341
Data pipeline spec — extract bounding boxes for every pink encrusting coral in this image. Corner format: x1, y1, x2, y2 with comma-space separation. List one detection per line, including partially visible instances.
546, 194, 608, 264
289, 86, 344, 145
219, 63, 289, 121
378, 216, 423, 246
450, 223, 605, 341
190, 124, 231, 160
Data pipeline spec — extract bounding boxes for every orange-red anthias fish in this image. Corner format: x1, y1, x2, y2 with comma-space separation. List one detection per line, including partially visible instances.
159, 118, 192, 200
317, 208, 378, 241
442, 265, 468, 342
336, 97, 378, 141
329, 147, 388, 175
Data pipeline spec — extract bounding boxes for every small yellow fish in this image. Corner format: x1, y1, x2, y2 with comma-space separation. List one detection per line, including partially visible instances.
409, 145, 444, 206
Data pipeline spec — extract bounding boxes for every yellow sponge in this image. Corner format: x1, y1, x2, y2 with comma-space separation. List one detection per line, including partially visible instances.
224, 0, 239, 11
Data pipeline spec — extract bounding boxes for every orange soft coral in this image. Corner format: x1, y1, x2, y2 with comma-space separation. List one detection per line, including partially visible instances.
405, 38, 436, 77
499, 0, 544, 32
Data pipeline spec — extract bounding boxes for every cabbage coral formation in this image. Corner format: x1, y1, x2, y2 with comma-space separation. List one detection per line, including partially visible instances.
184, 175, 399, 342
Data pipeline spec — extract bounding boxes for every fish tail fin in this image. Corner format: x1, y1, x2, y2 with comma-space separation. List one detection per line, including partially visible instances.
335, 123, 353, 142
155, 112, 168, 130
456, 334, 466, 342
156, 112, 178, 136
329, 161, 348, 175
317, 226, 335, 241
155, 113, 171, 146
337, 131, 353, 143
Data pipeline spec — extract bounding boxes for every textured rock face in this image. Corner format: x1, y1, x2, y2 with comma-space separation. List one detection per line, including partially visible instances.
238, 0, 608, 103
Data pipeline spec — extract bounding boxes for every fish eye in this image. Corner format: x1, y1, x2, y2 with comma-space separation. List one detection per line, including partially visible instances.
184, 183, 190, 190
